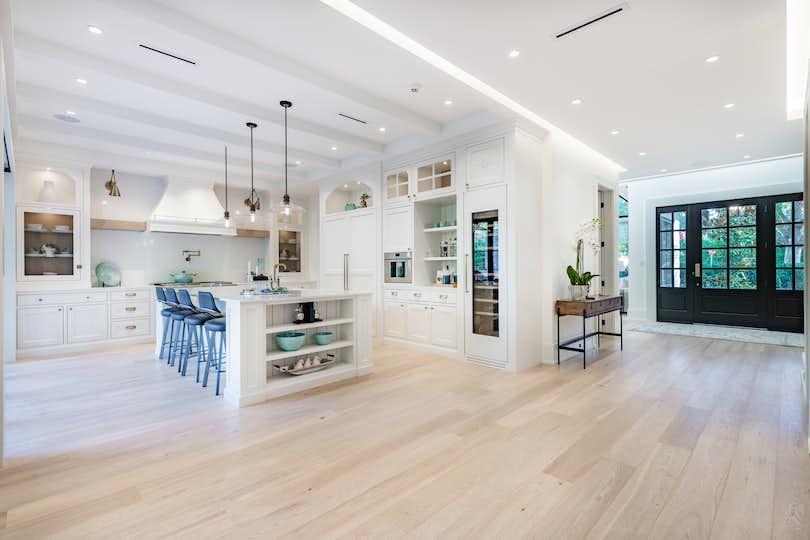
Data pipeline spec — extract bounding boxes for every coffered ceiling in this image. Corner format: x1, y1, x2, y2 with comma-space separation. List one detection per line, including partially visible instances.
7, 0, 804, 187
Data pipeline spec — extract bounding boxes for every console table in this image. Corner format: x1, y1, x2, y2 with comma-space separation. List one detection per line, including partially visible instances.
555, 295, 623, 369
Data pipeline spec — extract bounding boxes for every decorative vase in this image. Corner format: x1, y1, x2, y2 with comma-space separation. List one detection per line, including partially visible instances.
569, 284, 588, 300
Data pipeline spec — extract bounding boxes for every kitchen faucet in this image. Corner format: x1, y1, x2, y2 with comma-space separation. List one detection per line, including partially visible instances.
272, 263, 286, 289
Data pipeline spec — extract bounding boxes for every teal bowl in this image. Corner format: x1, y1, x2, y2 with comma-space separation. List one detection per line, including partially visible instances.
313, 331, 334, 346
275, 331, 306, 351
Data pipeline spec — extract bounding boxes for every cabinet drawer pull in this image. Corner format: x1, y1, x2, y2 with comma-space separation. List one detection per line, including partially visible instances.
125, 307, 137, 312
125, 292, 137, 297
391, 291, 398, 296
413, 292, 422, 297
125, 325, 137, 330
37, 298, 44, 302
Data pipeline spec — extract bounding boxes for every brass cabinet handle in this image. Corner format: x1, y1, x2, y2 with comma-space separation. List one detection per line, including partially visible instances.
125, 292, 136, 297
125, 307, 137, 312
126, 325, 137, 330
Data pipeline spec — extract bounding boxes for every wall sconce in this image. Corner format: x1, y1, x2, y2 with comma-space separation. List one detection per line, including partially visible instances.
105, 169, 121, 197
39, 179, 56, 202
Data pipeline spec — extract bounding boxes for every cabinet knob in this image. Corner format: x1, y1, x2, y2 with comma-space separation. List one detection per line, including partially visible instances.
37, 298, 43, 302
69, 307, 72, 311
57, 308, 62, 312
392, 291, 398, 296
76, 264, 82, 269
85, 296, 91, 300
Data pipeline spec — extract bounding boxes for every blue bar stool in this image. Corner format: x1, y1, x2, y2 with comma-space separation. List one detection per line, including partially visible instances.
164, 288, 192, 368
177, 289, 216, 377
155, 287, 176, 360
196, 291, 222, 382
203, 314, 227, 396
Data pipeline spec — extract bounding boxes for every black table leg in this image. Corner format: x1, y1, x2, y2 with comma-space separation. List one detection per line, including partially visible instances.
620, 311, 623, 350
582, 313, 586, 369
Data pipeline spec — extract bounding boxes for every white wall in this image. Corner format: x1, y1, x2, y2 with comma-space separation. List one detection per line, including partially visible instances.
91, 230, 268, 286
541, 133, 622, 361
624, 156, 804, 322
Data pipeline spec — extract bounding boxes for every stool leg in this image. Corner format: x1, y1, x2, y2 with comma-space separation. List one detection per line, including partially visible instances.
160, 316, 170, 360
168, 319, 176, 366
195, 326, 204, 383
215, 331, 225, 395
177, 322, 186, 373
181, 324, 194, 376
202, 329, 214, 388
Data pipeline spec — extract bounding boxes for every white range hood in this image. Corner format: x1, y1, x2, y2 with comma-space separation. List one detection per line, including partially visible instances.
149, 179, 236, 236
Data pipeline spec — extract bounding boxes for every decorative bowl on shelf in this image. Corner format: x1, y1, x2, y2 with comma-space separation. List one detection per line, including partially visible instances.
313, 331, 334, 345
95, 261, 122, 287
275, 331, 306, 351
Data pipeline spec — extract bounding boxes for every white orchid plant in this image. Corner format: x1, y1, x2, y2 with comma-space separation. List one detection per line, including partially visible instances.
567, 217, 602, 286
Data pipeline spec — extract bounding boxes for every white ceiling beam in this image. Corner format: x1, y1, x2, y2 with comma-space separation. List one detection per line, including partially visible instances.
109, 0, 440, 135
17, 82, 339, 169
15, 32, 384, 153
18, 114, 306, 182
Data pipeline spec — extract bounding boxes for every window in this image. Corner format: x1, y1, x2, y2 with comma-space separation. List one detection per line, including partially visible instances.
700, 205, 757, 290
658, 210, 686, 288
618, 196, 629, 311
775, 200, 804, 291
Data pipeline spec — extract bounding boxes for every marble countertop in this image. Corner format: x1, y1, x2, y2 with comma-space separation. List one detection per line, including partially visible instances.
219, 288, 371, 304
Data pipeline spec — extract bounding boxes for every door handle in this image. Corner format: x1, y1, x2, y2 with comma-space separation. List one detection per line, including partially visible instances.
694, 263, 701, 277
465, 254, 470, 293
343, 253, 349, 291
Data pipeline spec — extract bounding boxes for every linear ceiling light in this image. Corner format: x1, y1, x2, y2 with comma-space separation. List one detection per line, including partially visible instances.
319, 0, 625, 172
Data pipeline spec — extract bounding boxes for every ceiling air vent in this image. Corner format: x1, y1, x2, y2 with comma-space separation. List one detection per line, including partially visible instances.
554, 3, 628, 39
138, 43, 196, 65
53, 114, 80, 123
338, 113, 367, 124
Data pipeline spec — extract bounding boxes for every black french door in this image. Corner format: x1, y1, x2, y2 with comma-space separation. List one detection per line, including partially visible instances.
656, 193, 804, 332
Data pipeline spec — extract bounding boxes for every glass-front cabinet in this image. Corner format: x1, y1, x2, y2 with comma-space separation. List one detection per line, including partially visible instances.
18, 207, 80, 280
278, 230, 301, 273
384, 156, 454, 205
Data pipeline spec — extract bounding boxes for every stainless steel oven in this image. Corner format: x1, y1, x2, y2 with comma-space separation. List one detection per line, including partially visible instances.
384, 251, 412, 284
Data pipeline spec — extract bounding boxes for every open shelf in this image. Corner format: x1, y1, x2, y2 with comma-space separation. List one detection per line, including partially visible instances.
266, 317, 353, 334
24, 229, 73, 234
266, 363, 356, 391
266, 340, 353, 362
25, 253, 73, 258
423, 225, 457, 233
424, 256, 457, 262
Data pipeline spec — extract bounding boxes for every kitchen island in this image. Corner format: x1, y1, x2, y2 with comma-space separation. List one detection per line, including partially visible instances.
219, 289, 373, 407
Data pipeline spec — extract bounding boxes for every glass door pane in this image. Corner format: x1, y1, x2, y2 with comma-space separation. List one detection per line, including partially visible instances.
472, 210, 499, 337
775, 199, 804, 290
278, 230, 301, 272
23, 211, 76, 277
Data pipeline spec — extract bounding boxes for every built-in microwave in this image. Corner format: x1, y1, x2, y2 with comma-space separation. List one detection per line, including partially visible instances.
384, 251, 412, 284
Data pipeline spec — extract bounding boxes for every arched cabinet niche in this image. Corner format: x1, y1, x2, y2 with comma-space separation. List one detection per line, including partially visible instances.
324, 181, 374, 215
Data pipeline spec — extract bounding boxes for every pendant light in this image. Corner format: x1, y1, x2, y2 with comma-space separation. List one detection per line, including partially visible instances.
280, 100, 292, 216
245, 121, 259, 222
223, 146, 230, 228
105, 169, 121, 197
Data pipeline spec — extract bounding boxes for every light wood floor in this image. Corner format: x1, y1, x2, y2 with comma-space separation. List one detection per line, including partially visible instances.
1, 332, 809, 539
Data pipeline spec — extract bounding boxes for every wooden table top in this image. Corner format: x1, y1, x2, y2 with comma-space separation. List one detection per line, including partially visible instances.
555, 294, 623, 316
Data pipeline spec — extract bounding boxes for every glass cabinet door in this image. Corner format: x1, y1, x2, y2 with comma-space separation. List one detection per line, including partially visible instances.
22, 210, 78, 278
385, 171, 409, 201
417, 158, 453, 194
278, 230, 301, 272
471, 209, 499, 336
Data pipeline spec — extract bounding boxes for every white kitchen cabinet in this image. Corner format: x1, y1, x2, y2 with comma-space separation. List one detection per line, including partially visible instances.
383, 301, 408, 339
383, 204, 413, 252
406, 303, 431, 341
384, 170, 410, 205
17, 306, 64, 349
415, 157, 454, 197
466, 138, 505, 189
66, 303, 108, 343
430, 305, 457, 349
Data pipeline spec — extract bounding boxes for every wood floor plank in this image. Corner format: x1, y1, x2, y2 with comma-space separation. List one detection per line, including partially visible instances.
0, 334, 807, 539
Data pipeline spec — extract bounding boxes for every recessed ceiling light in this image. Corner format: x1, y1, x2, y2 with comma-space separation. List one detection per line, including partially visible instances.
295, 160, 302, 165
65, 110, 76, 116
743, 154, 751, 159
87, 25, 103, 35
610, 129, 620, 135
705, 55, 720, 63
508, 49, 520, 58
75, 78, 87, 85
571, 99, 582, 105
343, 183, 349, 189
660, 168, 668, 173
724, 103, 735, 109
639, 152, 647, 156
356, 180, 361, 184
101, 200, 107, 205
735, 133, 744, 138
443, 99, 453, 106
331, 146, 338, 151
378, 127, 386, 132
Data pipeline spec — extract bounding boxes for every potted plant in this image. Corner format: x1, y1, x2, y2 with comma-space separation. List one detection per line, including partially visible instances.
566, 218, 601, 300
359, 193, 370, 208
